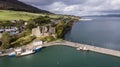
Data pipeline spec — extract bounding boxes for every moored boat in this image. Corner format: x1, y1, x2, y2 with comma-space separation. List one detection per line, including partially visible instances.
34, 46, 42, 52
8, 52, 16, 57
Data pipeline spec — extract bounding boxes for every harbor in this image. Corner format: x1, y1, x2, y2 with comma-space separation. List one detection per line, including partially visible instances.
0, 40, 43, 57
43, 40, 120, 57
0, 40, 120, 57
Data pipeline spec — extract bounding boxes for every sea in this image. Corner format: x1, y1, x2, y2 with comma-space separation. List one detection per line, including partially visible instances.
0, 16, 120, 67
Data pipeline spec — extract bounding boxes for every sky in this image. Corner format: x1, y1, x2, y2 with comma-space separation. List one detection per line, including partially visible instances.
19, 0, 120, 16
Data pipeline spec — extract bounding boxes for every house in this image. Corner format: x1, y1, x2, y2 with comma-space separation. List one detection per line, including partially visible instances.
32, 40, 43, 46
14, 48, 22, 55
0, 26, 23, 38
0, 26, 21, 35
11, 20, 24, 23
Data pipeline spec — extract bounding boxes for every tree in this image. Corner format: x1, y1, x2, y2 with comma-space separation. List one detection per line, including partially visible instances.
33, 16, 51, 25
1, 32, 11, 49
56, 20, 65, 38
25, 21, 36, 30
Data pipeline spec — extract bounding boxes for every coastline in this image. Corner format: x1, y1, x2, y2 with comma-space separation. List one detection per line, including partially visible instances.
0, 41, 42, 57
1, 40, 120, 58
0, 16, 80, 57
1, 17, 120, 58
43, 40, 120, 58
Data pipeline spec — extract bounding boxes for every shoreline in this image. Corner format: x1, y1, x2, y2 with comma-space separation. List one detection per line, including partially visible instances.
1, 40, 120, 58
0, 42, 42, 57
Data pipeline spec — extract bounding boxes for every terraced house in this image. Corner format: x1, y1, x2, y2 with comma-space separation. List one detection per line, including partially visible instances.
0, 27, 19, 34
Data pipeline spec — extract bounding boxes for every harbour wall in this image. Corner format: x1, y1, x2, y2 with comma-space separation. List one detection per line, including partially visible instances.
43, 40, 120, 57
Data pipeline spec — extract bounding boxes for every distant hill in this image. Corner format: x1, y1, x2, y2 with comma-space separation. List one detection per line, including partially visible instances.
99, 14, 120, 17
0, 0, 51, 13
83, 14, 120, 17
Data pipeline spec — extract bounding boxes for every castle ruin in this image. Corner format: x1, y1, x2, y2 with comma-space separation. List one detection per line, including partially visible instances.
32, 25, 56, 37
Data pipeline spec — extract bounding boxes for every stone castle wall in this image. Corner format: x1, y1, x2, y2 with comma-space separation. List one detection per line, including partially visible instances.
32, 25, 56, 37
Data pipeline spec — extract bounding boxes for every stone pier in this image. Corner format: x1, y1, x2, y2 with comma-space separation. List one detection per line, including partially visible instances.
43, 40, 120, 57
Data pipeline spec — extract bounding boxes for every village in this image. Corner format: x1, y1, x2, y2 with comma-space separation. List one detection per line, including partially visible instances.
0, 15, 79, 57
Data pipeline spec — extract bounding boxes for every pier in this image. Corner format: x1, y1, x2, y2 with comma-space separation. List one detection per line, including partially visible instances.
43, 40, 120, 57
1, 40, 120, 57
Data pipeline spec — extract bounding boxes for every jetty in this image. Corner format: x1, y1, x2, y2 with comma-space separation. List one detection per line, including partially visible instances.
0, 40, 120, 57
43, 40, 120, 57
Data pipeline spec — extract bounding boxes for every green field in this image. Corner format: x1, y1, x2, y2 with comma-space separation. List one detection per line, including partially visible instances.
0, 10, 61, 21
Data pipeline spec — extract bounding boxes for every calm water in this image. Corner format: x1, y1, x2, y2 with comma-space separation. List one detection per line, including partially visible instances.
66, 16, 120, 51
1, 16, 120, 67
0, 46, 120, 67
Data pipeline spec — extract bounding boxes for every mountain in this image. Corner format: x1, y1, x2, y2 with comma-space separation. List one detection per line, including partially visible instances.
0, 0, 51, 13
98, 14, 120, 17
83, 13, 120, 17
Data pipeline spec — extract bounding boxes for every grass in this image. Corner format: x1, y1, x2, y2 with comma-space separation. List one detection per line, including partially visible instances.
0, 10, 62, 21
11, 35, 36, 47
0, 10, 39, 21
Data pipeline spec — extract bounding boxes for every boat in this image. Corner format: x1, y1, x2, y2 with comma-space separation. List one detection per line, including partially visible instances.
76, 47, 83, 50
20, 50, 35, 56
34, 46, 42, 52
82, 47, 89, 51
8, 52, 16, 57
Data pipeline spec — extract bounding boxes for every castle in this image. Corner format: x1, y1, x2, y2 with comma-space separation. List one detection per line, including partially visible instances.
32, 24, 56, 37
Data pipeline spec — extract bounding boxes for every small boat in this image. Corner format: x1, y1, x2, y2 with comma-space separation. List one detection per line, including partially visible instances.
76, 47, 83, 50
34, 46, 42, 52
77, 48, 80, 50
8, 52, 16, 57
20, 50, 35, 56
82, 47, 89, 51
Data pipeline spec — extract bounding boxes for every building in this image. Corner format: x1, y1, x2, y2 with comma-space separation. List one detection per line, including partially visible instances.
0, 26, 23, 39
32, 25, 56, 37
32, 40, 43, 46
0, 27, 20, 35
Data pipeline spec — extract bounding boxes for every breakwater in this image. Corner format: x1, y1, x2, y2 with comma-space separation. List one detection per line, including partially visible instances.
43, 40, 120, 57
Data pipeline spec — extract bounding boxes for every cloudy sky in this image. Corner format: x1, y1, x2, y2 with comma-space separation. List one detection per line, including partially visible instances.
19, 0, 120, 16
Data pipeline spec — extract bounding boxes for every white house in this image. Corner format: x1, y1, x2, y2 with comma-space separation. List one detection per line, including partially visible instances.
14, 48, 22, 55
14, 48, 22, 52
32, 40, 43, 46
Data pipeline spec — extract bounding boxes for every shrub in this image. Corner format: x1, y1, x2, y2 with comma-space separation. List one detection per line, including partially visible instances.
11, 35, 36, 47
39, 36, 56, 42
1, 32, 12, 49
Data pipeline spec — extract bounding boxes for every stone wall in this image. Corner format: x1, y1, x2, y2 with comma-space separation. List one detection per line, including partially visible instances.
32, 25, 56, 37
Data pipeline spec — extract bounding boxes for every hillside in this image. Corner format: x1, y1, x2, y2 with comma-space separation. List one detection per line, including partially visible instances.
0, 10, 66, 21
0, 10, 40, 21
0, 0, 51, 13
